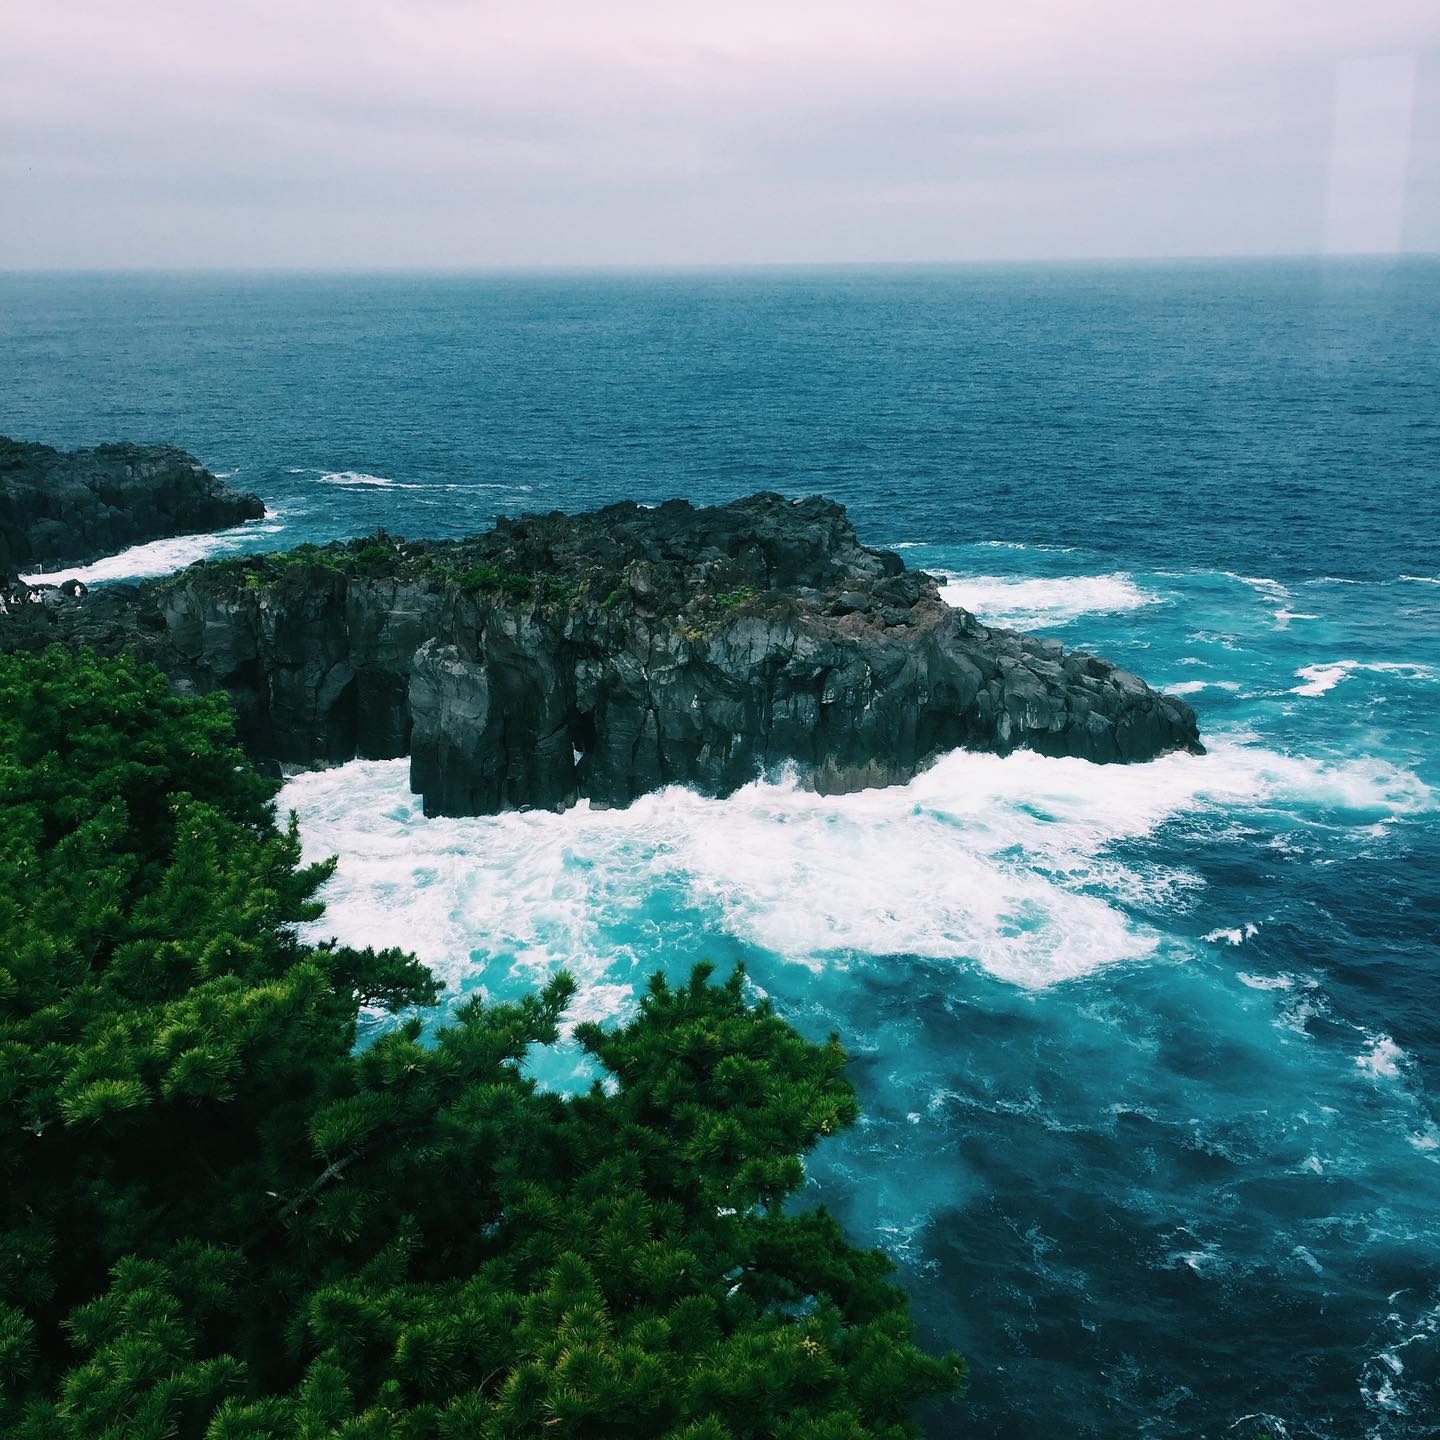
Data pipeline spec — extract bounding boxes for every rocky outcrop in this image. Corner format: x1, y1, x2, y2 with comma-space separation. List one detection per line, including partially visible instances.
0, 437, 265, 576
0, 493, 1202, 814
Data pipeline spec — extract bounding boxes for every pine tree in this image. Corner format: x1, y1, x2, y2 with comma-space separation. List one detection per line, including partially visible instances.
0, 647, 963, 1438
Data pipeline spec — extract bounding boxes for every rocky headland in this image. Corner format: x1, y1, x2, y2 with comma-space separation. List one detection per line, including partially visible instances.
0, 436, 265, 577
2, 492, 1201, 814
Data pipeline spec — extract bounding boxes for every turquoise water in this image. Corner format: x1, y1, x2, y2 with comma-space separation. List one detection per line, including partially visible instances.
3, 262, 1438, 1437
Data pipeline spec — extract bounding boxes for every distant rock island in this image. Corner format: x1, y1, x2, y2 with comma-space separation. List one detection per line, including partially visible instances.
0, 436, 264, 576
3, 478, 1202, 815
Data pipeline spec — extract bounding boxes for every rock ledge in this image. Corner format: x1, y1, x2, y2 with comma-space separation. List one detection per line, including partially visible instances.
0, 436, 265, 576
1, 492, 1201, 815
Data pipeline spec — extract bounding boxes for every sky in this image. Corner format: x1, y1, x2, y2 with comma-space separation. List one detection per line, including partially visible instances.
2, 0, 1438, 268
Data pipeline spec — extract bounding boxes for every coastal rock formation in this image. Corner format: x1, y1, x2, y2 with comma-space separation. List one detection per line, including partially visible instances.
0, 436, 265, 576
1, 493, 1202, 814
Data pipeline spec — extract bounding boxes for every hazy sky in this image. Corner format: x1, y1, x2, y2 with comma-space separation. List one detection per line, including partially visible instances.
3, 0, 1437, 267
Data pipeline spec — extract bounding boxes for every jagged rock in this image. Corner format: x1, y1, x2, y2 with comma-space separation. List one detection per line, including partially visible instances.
0, 436, 265, 576
0, 493, 1203, 814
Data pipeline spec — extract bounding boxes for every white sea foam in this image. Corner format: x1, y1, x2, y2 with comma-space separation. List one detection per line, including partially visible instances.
306, 469, 528, 494
937, 571, 1159, 629
1237, 971, 1298, 992
1293, 662, 1358, 697
318, 470, 425, 490
1362, 1300, 1440, 1422
1166, 1243, 1226, 1278
1292, 661, 1439, 697
442, 482, 533, 493
283, 736, 1434, 1022
1186, 630, 1243, 652
20, 510, 286, 585
1409, 1122, 1440, 1153
892, 540, 1075, 555
1226, 573, 1290, 604
1205, 922, 1259, 946
1166, 680, 1242, 697
1218, 573, 1325, 631
1356, 1034, 1406, 1080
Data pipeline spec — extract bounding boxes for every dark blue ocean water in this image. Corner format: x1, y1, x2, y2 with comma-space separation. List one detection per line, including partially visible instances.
4, 262, 1439, 1439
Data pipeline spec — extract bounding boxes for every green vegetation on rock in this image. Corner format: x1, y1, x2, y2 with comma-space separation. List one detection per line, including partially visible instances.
712, 587, 759, 612
0, 646, 962, 1438
191, 534, 566, 606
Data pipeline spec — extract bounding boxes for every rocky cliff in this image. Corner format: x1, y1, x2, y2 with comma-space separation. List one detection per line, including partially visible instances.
1, 493, 1202, 814
0, 437, 266, 576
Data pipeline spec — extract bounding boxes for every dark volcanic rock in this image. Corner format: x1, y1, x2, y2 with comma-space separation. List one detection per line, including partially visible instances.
0, 436, 265, 576
0, 493, 1203, 814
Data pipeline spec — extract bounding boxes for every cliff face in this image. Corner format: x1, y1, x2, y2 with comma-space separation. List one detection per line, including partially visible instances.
1, 493, 1202, 814
0, 437, 266, 575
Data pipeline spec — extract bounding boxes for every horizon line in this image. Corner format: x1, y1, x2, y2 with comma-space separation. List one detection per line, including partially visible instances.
2, 252, 1437, 279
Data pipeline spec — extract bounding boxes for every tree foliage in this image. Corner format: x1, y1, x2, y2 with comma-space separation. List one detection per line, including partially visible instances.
0, 646, 962, 1438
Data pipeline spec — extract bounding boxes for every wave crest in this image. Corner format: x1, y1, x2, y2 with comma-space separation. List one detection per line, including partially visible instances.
938, 571, 1159, 628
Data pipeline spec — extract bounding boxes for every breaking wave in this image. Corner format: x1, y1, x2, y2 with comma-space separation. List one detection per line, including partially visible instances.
937, 571, 1159, 629
318, 470, 425, 489
284, 738, 1431, 1017
20, 510, 286, 585
1292, 661, 1440, 697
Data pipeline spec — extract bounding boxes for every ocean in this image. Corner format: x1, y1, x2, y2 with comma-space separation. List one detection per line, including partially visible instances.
4, 260, 1438, 1438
